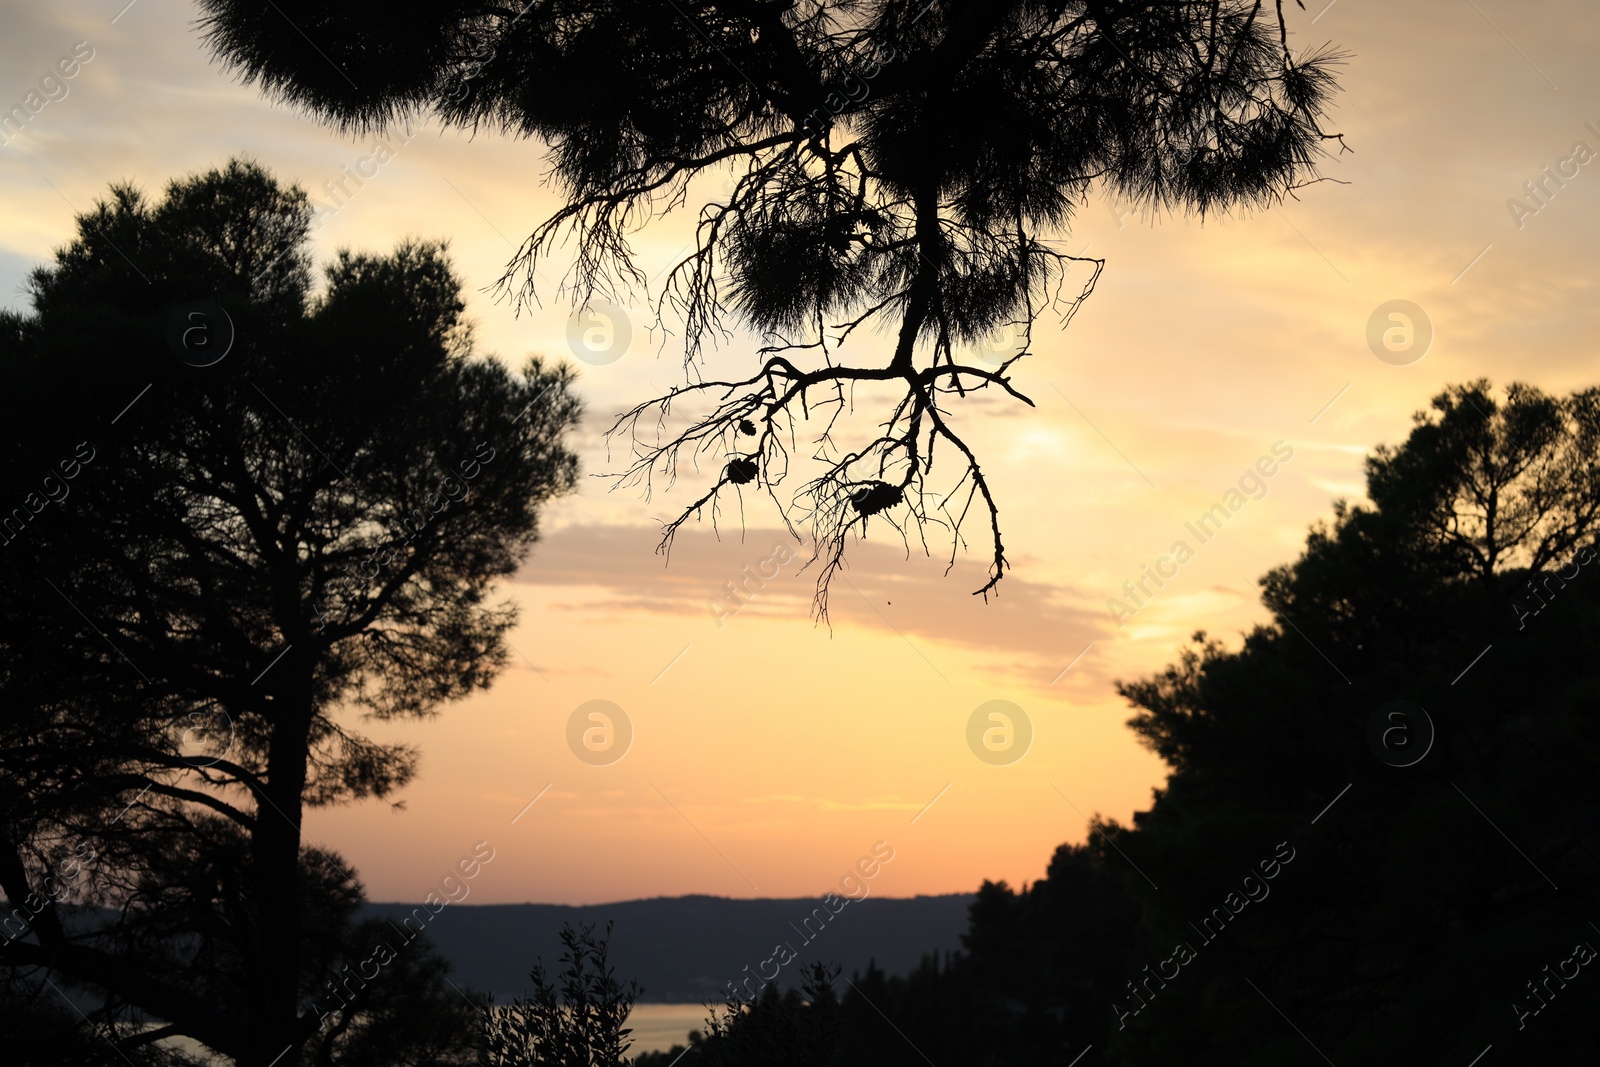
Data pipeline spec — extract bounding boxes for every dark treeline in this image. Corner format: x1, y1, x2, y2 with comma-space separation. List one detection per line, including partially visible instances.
630, 380, 1600, 1066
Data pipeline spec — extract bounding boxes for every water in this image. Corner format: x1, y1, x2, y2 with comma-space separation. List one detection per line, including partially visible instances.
149, 1003, 711, 1060
628, 1002, 711, 1053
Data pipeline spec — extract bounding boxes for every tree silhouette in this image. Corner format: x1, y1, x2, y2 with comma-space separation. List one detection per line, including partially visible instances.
480, 922, 640, 1067
0, 159, 579, 1066
643, 960, 844, 1067
194, 0, 1347, 612
1356, 380, 1600, 587
1101, 380, 1600, 1063
702, 380, 1600, 1065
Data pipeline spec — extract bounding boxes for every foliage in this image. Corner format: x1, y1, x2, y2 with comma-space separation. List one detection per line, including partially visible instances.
0, 967, 209, 1067
481, 923, 640, 1067
194, 0, 1348, 611
304, 920, 483, 1067
694, 961, 844, 1067
0, 158, 579, 1065
684, 380, 1600, 1064
1102, 381, 1600, 1063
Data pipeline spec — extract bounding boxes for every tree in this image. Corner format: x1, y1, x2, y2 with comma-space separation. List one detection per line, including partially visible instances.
1101, 380, 1600, 1064
752, 380, 1600, 1065
0, 963, 210, 1067
616, 863, 1134, 1067
1359, 380, 1600, 588
481, 922, 640, 1067
635, 960, 844, 1067
307, 920, 482, 1067
193, 0, 1347, 613
0, 159, 580, 1065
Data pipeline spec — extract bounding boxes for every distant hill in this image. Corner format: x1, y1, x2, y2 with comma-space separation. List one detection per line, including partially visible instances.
364, 894, 974, 1002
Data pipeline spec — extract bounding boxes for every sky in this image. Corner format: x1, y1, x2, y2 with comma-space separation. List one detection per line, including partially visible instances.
2, 0, 1597, 906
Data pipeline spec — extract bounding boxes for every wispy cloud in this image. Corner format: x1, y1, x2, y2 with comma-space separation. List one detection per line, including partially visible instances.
516, 524, 1109, 661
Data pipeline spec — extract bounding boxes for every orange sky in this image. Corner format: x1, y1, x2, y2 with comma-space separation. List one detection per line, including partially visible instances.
4, 0, 1598, 904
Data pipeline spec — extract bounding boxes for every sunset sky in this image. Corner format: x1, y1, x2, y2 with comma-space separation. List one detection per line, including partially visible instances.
4, 0, 1597, 906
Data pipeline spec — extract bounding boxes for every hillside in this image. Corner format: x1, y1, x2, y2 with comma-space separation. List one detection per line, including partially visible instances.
364, 894, 974, 1002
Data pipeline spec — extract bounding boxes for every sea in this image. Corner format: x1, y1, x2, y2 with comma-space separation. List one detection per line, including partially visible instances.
627, 1002, 711, 1053
154, 1003, 709, 1060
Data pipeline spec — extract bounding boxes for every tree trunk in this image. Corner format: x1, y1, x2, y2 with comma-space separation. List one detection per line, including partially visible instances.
242, 672, 315, 1067
889, 183, 942, 372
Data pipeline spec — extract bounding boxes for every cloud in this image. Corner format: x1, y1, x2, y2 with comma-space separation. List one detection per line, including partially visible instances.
516, 524, 1109, 660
